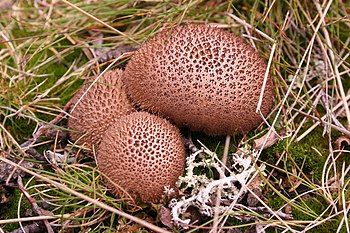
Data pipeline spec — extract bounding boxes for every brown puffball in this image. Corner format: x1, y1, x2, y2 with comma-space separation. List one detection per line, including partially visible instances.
97, 112, 185, 203
68, 69, 136, 148
123, 24, 274, 135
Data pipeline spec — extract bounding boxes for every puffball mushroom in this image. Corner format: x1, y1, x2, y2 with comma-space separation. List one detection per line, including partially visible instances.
97, 112, 186, 203
123, 24, 274, 135
68, 69, 135, 148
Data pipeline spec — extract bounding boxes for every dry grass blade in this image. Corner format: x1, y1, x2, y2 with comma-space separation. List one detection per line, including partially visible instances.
0, 157, 171, 233
313, 0, 350, 130
297, 94, 350, 142
59, 0, 139, 44
0, 215, 71, 225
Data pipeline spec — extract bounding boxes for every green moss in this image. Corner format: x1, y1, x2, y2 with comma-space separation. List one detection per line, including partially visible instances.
287, 131, 328, 180
306, 219, 346, 233
32, 43, 87, 96
267, 194, 346, 232
263, 124, 328, 181
267, 194, 286, 210
292, 195, 327, 221
5, 117, 37, 142
1, 188, 32, 231
263, 139, 287, 164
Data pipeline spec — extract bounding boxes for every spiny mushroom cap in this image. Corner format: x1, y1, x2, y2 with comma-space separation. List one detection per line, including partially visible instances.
97, 112, 185, 203
68, 69, 136, 148
123, 24, 274, 135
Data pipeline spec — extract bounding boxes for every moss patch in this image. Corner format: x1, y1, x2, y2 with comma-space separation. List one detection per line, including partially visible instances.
0, 188, 32, 231
287, 130, 328, 181
267, 194, 286, 210
263, 124, 328, 181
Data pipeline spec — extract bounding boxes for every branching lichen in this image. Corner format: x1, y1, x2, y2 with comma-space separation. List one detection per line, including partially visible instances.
169, 144, 263, 228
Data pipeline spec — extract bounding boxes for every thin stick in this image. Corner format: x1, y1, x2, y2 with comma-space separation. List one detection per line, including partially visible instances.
211, 135, 231, 233
261, 0, 277, 23
0, 157, 171, 233
297, 94, 350, 142
17, 176, 54, 233
0, 215, 71, 225
293, 107, 350, 138
227, 13, 275, 43
221, 135, 231, 167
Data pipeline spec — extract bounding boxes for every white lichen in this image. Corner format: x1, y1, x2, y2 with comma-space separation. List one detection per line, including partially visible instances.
169, 143, 263, 228
163, 185, 176, 196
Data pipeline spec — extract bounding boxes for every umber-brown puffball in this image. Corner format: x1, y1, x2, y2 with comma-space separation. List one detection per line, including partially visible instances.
68, 69, 135, 148
97, 112, 185, 203
123, 24, 274, 135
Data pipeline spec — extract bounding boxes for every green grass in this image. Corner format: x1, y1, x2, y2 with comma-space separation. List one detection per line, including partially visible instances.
0, 0, 349, 232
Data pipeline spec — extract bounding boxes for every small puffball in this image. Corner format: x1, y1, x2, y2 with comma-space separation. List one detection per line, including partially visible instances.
97, 112, 186, 203
68, 69, 135, 148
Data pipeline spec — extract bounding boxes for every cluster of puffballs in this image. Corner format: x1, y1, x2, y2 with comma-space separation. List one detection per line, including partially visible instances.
68, 24, 274, 204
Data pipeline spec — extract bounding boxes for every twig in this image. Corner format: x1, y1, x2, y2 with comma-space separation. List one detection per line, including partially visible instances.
5, 158, 24, 185
256, 42, 276, 115
211, 135, 231, 233
227, 13, 275, 43
20, 96, 75, 150
0, 215, 71, 225
297, 94, 350, 142
0, 154, 34, 184
221, 136, 231, 166
17, 176, 54, 233
233, 204, 293, 221
10, 222, 46, 233
95, 45, 136, 63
